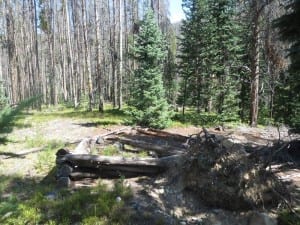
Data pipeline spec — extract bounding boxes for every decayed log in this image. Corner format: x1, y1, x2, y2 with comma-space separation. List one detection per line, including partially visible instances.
99, 126, 132, 138
72, 138, 93, 154
56, 150, 181, 181
69, 165, 162, 179
58, 154, 166, 167
136, 128, 188, 142
106, 136, 185, 157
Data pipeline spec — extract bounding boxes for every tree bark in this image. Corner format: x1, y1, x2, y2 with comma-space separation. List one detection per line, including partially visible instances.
94, 0, 104, 113
81, 0, 93, 111
250, 0, 260, 127
118, 0, 123, 109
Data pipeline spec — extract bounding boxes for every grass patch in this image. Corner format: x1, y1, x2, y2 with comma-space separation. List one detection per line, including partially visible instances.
278, 210, 300, 225
100, 144, 149, 158
0, 176, 132, 225
172, 111, 221, 127
102, 145, 120, 156
14, 104, 127, 128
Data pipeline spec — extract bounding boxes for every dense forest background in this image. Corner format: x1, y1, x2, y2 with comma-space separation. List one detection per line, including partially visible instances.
0, 0, 299, 129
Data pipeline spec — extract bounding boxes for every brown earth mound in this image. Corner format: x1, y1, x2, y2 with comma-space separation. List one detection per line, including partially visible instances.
174, 130, 289, 211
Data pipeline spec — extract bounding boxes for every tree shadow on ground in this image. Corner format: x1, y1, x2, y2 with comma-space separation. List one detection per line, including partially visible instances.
74, 120, 119, 127
0, 167, 133, 225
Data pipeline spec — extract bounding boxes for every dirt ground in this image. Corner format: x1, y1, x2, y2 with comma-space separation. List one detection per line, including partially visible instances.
1, 118, 299, 225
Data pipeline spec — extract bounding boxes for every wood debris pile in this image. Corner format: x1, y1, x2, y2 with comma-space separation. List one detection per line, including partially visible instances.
55, 127, 295, 212
55, 127, 188, 187
179, 129, 290, 210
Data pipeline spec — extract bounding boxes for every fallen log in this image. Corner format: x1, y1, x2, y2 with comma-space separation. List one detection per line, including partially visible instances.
136, 128, 188, 142
106, 136, 185, 157
99, 126, 132, 138
56, 149, 181, 185
58, 154, 167, 167
69, 165, 162, 179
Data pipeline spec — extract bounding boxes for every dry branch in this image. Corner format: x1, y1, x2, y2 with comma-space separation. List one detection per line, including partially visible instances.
100, 126, 132, 137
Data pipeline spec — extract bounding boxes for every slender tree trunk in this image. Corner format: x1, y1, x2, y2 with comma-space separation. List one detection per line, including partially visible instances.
94, 0, 104, 112
112, 0, 118, 108
32, 0, 41, 108
250, 1, 260, 127
118, 0, 123, 109
5, 0, 18, 104
81, 0, 93, 111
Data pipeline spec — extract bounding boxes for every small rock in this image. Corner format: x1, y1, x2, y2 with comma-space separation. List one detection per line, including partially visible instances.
95, 136, 105, 144
45, 192, 57, 200
116, 196, 122, 202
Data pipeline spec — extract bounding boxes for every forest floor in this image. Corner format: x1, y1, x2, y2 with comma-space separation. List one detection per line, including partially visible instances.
0, 108, 299, 225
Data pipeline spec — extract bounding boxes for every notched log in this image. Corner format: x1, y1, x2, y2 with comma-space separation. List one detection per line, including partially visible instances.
56, 150, 181, 187
55, 127, 188, 187
106, 136, 186, 157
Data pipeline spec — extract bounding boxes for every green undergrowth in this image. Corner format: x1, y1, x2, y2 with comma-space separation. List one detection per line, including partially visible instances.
0, 176, 133, 225
100, 144, 148, 158
278, 209, 300, 225
171, 110, 245, 128
13, 104, 127, 130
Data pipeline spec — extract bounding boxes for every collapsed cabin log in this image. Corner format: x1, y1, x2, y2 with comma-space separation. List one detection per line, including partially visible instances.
106, 136, 186, 157
56, 148, 181, 187
136, 128, 188, 142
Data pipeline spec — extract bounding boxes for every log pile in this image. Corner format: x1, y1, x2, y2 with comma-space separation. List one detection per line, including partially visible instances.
55, 127, 294, 212
55, 127, 188, 187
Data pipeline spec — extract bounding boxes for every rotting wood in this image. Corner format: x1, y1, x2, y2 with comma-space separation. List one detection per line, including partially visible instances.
1, 147, 45, 159
99, 126, 132, 138
67, 127, 132, 145
55, 126, 189, 187
137, 128, 188, 142
106, 136, 186, 157
58, 154, 168, 167
56, 148, 181, 186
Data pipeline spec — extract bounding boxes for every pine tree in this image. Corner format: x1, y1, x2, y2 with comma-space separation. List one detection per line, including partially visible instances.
207, 0, 244, 121
179, 0, 244, 121
178, 0, 209, 113
127, 10, 172, 129
273, 0, 300, 128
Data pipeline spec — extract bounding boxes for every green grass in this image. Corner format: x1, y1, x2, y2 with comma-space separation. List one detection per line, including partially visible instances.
14, 104, 127, 129
0, 104, 136, 225
278, 209, 300, 225
35, 141, 64, 174
101, 144, 148, 158
0, 176, 133, 225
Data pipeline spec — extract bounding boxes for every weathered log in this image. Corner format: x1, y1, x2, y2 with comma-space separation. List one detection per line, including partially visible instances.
56, 151, 181, 180
58, 154, 165, 167
136, 128, 188, 142
69, 164, 163, 179
106, 136, 185, 157
72, 138, 93, 154
99, 126, 132, 137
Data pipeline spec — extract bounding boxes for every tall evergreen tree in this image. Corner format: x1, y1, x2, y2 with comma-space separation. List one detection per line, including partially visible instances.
127, 9, 172, 129
273, 0, 300, 128
207, 0, 244, 121
179, 0, 209, 113
179, 0, 244, 121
